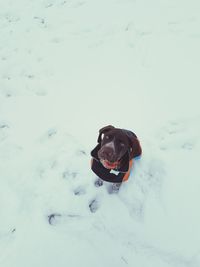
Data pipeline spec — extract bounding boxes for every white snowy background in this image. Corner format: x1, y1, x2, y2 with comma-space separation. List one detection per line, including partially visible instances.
0, 0, 200, 266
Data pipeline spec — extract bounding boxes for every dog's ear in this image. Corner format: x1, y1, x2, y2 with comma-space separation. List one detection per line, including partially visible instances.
123, 130, 142, 158
97, 125, 115, 143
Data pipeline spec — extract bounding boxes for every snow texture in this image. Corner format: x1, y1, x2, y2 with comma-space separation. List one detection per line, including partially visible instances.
0, 0, 200, 266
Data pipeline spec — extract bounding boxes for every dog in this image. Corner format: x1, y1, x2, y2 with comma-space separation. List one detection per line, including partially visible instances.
91, 125, 142, 191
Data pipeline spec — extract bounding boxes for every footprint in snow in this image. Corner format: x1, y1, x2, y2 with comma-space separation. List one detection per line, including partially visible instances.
48, 213, 62, 225
73, 185, 86, 196
157, 120, 198, 151
47, 128, 57, 138
62, 170, 77, 180
89, 199, 99, 213
48, 213, 81, 225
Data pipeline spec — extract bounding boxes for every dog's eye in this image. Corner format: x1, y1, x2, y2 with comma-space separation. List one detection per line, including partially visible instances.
105, 135, 110, 140
120, 142, 125, 147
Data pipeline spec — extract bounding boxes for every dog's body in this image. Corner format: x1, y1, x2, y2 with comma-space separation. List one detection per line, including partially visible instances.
91, 125, 142, 186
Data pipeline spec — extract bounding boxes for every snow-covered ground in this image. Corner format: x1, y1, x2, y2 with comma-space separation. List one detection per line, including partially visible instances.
0, 0, 200, 266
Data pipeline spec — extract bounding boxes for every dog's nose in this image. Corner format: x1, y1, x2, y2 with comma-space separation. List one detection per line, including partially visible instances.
100, 149, 115, 161
103, 151, 112, 158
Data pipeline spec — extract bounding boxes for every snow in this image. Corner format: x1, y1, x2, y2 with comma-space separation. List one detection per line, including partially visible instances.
0, 0, 200, 266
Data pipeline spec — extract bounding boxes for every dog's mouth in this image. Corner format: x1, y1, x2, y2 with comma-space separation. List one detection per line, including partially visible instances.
100, 159, 120, 169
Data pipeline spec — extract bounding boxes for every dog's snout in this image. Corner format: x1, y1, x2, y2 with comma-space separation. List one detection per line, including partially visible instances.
98, 147, 115, 162
102, 150, 113, 158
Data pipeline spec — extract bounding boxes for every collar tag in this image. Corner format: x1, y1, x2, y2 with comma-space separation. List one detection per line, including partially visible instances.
110, 169, 120, 176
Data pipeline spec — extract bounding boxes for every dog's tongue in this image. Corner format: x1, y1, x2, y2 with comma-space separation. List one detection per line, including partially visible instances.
101, 160, 119, 169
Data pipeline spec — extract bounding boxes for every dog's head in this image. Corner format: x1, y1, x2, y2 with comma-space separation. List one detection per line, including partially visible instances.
97, 125, 132, 168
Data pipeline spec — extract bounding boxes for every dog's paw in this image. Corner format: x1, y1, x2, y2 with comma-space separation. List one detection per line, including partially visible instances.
108, 183, 121, 194
94, 178, 104, 188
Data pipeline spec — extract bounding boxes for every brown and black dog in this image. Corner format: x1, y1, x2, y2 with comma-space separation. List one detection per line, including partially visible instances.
91, 125, 142, 190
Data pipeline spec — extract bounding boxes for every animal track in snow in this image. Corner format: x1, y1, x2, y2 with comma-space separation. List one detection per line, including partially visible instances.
157, 119, 199, 152
62, 170, 78, 180
89, 199, 99, 213
0, 123, 10, 142
73, 185, 86, 196
48, 213, 81, 225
